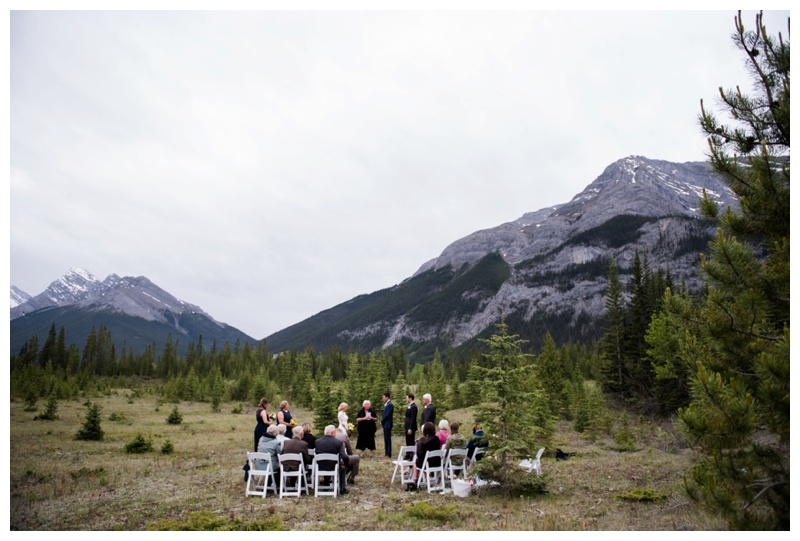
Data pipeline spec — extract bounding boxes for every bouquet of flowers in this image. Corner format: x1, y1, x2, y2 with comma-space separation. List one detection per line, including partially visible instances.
290, 419, 297, 426
268, 413, 276, 422
347, 423, 354, 432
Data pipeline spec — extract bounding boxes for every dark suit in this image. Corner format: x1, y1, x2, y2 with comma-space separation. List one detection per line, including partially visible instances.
281, 438, 311, 473
335, 429, 360, 483
381, 400, 394, 457
313, 434, 350, 493
404, 402, 418, 446
420, 403, 436, 429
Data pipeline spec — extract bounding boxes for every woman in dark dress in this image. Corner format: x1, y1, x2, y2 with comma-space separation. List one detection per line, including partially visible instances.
254, 397, 270, 452
277, 401, 294, 433
355, 400, 378, 457
409, 421, 441, 491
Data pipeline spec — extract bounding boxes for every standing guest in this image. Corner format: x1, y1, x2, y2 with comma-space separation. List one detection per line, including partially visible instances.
381, 392, 394, 459
256, 424, 283, 488
355, 400, 378, 457
335, 428, 361, 485
254, 397, 270, 452
444, 421, 467, 467
420, 393, 436, 429
408, 422, 441, 491
436, 419, 451, 446
301, 423, 317, 450
276, 401, 294, 432
281, 425, 312, 488
314, 425, 351, 495
337, 403, 350, 434
404, 393, 418, 447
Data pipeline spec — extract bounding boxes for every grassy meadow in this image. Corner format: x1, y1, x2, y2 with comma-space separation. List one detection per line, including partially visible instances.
10, 390, 729, 531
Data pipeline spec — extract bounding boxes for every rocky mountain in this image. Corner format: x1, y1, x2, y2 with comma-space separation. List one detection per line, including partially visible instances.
10, 268, 256, 356
266, 156, 737, 358
10, 286, 31, 308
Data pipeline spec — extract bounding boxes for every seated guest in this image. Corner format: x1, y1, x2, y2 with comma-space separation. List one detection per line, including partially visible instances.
313, 425, 351, 495
335, 428, 361, 485
301, 423, 317, 449
444, 421, 467, 466
256, 424, 283, 487
276, 424, 290, 444
409, 422, 441, 491
436, 419, 451, 446
281, 425, 312, 488
466, 423, 487, 460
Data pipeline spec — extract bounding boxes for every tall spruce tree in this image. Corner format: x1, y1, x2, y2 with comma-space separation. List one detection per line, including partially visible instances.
670, 11, 789, 529
599, 259, 627, 394
470, 317, 552, 467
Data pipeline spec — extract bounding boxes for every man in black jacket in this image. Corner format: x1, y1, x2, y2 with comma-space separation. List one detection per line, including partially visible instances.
381, 391, 394, 459
314, 425, 351, 494
404, 393, 418, 447
419, 393, 436, 429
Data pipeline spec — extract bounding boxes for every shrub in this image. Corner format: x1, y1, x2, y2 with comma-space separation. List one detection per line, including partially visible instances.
75, 402, 104, 441
108, 412, 127, 422
405, 501, 459, 522
616, 488, 668, 503
471, 458, 548, 497
166, 406, 183, 425
35, 396, 59, 421
125, 434, 154, 454
161, 439, 174, 454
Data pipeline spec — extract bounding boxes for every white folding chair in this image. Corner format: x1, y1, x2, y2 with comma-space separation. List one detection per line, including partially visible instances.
445, 448, 468, 484
464, 447, 486, 476
390, 445, 416, 485
245, 452, 278, 498
519, 447, 545, 475
278, 453, 308, 498
312, 453, 340, 497
417, 449, 446, 493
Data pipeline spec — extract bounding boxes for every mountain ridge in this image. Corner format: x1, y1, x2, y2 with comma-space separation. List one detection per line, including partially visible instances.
10, 268, 255, 356
265, 155, 736, 357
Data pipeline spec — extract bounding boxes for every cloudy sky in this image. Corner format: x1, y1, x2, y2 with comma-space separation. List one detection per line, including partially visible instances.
7, 6, 790, 339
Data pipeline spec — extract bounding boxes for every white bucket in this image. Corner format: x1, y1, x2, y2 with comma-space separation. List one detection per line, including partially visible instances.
452, 478, 472, 498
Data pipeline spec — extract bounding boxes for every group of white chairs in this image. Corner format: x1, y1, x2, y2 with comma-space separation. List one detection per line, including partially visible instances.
390, 445, 486, 493
391, 445, 545, 493
245, 449, 345, 499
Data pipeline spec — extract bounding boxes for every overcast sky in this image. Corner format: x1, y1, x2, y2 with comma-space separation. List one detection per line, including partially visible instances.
6, 6, 790, 339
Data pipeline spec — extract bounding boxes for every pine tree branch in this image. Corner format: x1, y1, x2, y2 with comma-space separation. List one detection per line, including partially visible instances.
742, 480, 789, 510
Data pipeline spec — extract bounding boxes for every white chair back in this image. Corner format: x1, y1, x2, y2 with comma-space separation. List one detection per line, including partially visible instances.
418, 449, 446, 493
245, 452, 277, 498
278, 453, 308, 498
445, 448, 468, 485
312, 453, 340, 497
391, 445, 416, 485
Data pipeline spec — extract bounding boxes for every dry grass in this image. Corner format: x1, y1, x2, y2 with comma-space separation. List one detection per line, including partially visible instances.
10, 392, 728, 531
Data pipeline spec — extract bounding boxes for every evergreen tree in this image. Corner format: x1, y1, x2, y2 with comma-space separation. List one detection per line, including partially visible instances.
209, 367, 224, 412
312, 368, 339, 433
425, 349, 448, 413
75, 401, 104, 441
671, 11, 789, 530
599, 259, 627, 393
533, 332, 570, 419
470, 317, 553, 467
36, 395, 59, 421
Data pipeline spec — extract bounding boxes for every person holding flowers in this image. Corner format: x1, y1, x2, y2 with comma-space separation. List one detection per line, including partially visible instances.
254, 397, 270, 452
338, 403, 350, 434
276, 401, 294, 432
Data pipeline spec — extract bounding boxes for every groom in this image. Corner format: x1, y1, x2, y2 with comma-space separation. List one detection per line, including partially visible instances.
381, 391, 394, 459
